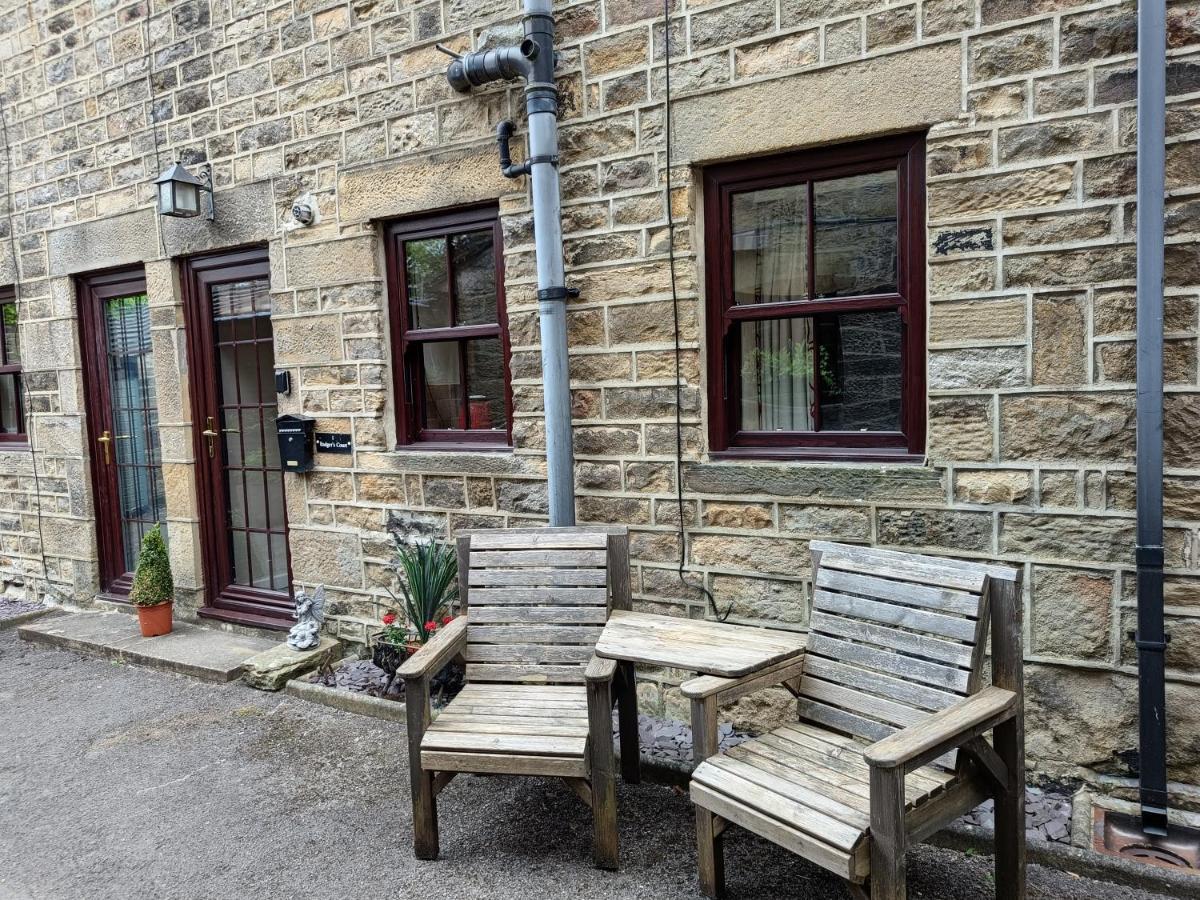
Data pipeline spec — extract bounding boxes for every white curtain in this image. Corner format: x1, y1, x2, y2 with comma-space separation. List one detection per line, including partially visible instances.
734, 188, 815, 432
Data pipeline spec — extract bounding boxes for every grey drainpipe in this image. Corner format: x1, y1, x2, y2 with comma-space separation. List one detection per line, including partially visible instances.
1134, 0, 1169, 836
441, 0, 576, 526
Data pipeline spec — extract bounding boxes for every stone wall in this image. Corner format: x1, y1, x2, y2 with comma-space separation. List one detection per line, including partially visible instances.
1, 0, 1199, 790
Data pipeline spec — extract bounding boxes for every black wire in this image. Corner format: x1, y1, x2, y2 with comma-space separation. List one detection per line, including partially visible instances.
663, 2, 730, 623
143, 16, 169, 260
0, 69, 54, 604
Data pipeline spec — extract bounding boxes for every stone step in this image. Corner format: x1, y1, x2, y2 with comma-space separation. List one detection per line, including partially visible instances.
18, 612, 280, 683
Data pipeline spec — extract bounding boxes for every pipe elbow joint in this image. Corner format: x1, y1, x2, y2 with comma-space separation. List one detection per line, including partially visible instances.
446, 45, 534, 93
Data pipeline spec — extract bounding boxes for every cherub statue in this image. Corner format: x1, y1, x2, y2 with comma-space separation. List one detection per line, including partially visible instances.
288, 585, 326, 651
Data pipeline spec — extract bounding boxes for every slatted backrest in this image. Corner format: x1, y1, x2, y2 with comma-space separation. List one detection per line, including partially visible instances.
460, 528, 624, 685
799, 541, 1013, 771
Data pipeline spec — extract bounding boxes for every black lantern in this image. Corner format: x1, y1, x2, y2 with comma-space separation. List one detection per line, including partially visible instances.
153, 161, 214, 220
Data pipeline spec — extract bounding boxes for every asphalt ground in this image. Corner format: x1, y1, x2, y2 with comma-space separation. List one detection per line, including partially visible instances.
0, 629, 1180, 900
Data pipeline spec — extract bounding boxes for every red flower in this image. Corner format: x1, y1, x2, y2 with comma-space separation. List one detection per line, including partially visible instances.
424, 620, 438, 632
441, 615, 453, 626
382, 612, 397, 626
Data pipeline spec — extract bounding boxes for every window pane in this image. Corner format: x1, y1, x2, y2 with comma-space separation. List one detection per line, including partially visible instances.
466, 338, 506, 431
731, 185, 808, 305
0, 373, 20, 434
813, 170, 898, 298
420, 342, 461, 429
737, 310, 902, 433
211, 280, 269, 318
816, 310, 903, 432
738, 318, 816, 432
405, 238, 450, 329
451, 230, 498, 326
2, 302, 18, 364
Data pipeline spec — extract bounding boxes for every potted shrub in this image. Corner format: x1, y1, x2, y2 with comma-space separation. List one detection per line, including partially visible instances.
386, 537, 458, 650
130, 525, 175, 637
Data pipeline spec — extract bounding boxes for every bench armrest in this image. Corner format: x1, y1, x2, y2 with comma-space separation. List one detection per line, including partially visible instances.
681, 653, 806, 702
864, 686, 1018, 771
397, 617, 468, 680
586, 655, 618, 683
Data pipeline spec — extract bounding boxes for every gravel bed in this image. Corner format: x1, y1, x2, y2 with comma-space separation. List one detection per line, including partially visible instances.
0, 596, 44, 620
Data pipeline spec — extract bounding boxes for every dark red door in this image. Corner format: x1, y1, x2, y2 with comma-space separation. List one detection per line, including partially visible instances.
182, 247, 294, 628
79, 268, 168, 598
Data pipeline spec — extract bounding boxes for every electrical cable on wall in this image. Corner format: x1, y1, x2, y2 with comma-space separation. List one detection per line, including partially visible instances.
0, 75, 55, 606
663, 1, 731, 623
143, 15, 170, 259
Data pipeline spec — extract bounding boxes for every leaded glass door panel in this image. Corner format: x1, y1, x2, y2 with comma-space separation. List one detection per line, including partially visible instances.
183, 248, 294, 628
79, 269, 168, 597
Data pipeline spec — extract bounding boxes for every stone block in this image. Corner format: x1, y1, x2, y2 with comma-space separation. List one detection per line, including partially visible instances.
954, 470, 1032, 505
735, 30, 819, 78
1000, 513, 1135, 565
47, 209, 159, 277
690, 534, 809, 577
711, 574, 808, 625
929, 296, 1026, 343
969, 22, 1053, 81
684, 463, 945, 503
162, 181, 276, 256
242, 635, 341, 691
1000, 393, 1135, 462
876, 507, 993, 552
928, 396, 994, 462
273, 314, 343, 364
928, 347, 1025, 390
702, 502, 774, 530
289, 528, 362, 588
285, 238, 378, 288
338, 147, 513, 223
1032, 292, 1087, 385
670, 44, 960, 164
930, 164, 1074, 220
1031, 566, 1113, 660
779, 504, 871, 541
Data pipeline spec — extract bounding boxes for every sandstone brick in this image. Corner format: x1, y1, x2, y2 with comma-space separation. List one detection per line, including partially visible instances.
690, 534, 809, 577
691, 0, 775, 52
1000, 393, 1135, 462
584, 29, 649, 77
998, 113, 1112, 163
928, 396, 994, 463
969, 23, 1053, 81
1001, 513, 1135, 565
702, 502, 774, 530
711, 574, 808, 625
1002, 208, 1113, 247
955, 470, 1033, 505
1004, 245, 1136, 289
929, 297, 1027, 343
1032, 292, 1087, 385
928, 347, 1025, 390
734, 31, 819, 79
779, 504, 871, 541
877, 508, 993, 552
1060, 5, 1138, 65
929, 164, 1074, 220
1031, 566, 1113, 660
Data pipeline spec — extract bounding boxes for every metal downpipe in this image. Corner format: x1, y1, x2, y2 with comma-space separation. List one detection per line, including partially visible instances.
1134, 0, 1169, 836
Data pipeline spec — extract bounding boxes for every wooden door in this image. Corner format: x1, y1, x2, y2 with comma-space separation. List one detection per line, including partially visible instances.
79, 268, 168, 597
182, 247, 294, 628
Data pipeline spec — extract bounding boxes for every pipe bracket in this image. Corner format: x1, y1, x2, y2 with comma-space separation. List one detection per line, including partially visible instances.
538, 286, 580, 302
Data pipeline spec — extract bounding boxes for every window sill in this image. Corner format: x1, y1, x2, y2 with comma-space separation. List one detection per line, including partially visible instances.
709, 447, 926, 465
0, 441, 31, 451
392, 442, 513, 453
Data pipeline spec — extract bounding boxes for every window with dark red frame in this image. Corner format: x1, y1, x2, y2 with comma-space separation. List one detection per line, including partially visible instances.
0, 287, 25, 444
704, 133, 927, 461
385, 205, 512, 447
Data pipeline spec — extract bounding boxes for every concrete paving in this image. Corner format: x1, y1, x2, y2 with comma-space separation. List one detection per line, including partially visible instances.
0, 629, 1183, 900
18, 612, 278, 683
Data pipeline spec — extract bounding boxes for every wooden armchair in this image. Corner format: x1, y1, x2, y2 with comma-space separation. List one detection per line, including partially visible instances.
687, 541, 1025, 900
399, 527, 640, 870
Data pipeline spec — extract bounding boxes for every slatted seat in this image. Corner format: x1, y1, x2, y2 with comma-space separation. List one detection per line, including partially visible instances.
687, 541, 1026, 900
693, 723, 956, 882
422, 683, 591, 777
400, 527, 639, 871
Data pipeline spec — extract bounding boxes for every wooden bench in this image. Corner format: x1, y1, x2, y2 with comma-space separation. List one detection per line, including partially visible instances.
399, 527, 639, 870
687, 541, 1025, 900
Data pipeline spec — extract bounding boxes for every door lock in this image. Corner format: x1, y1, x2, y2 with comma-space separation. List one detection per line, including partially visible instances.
97, 430, 112, 465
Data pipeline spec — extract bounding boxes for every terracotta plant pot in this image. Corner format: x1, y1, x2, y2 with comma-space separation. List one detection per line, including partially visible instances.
135, 602, 173, 638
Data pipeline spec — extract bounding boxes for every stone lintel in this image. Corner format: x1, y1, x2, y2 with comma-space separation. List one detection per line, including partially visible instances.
683, 462, 946, 502
671, 43, 964, 165
337, 145, 516, 224
47, 209, 160, 277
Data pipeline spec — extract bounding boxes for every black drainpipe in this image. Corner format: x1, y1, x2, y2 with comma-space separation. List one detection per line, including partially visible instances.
1134, 0, 1169, 837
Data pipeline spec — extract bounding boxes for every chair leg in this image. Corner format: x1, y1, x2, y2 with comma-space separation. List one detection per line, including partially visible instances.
617, 661, 641, 784
869, 766, 906, 900
696, 807, 725, 899
406, 675, 439, 860
588, 676, 619, 870
993, 716, 1026, 900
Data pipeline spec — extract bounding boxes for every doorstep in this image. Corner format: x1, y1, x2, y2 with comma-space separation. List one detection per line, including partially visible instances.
18, 611, 278, 683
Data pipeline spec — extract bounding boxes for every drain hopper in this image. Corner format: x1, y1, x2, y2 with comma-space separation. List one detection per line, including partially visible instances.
1094, 809, 1200, 873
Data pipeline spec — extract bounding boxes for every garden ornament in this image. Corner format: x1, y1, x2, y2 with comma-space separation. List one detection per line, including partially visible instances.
288, 585, 326, 651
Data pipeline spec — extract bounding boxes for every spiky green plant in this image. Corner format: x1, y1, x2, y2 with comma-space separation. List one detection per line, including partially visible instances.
386, 538, 458, 643
130, 525, 174, 608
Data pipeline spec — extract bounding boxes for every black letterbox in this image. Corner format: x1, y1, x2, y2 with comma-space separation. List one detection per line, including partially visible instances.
276, 414, 315, 474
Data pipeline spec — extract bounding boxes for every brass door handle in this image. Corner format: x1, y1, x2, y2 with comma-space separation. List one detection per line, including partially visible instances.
202, 417, 219, 459
97, 430, 112, 465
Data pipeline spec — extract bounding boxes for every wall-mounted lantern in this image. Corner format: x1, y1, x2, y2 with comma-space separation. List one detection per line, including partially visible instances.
153, 161, 215, 221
